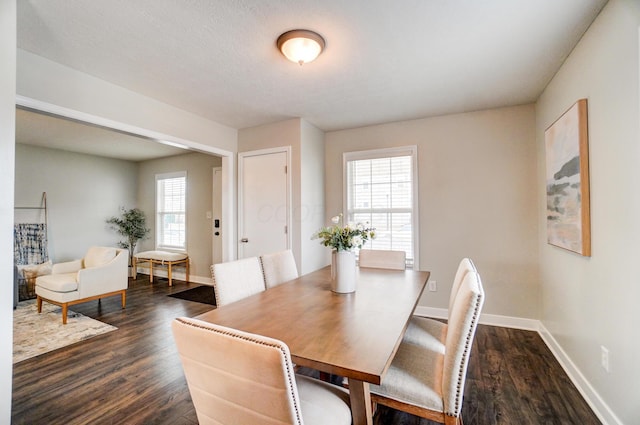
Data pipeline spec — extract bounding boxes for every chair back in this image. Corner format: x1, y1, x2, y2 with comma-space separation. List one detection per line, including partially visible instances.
448, 258, 476, 313
261, 250, 299, 289
358, 249, 406, 270
172, 317, 304, 425
442, 271, 484, 418
210, 257, 265, 306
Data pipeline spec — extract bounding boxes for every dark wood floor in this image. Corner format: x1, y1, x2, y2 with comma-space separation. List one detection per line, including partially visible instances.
12, 276, 600, 425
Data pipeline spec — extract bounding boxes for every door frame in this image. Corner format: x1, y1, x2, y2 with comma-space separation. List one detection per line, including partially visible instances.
16, 95, 237, 262
211, 166, 223, 265
237, 146, 292, 258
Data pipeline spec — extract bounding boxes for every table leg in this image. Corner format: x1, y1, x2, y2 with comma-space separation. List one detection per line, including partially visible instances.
168, 263, 173, 286
149, 260, 154, 283
348, 378, 373, 425
132, 257, 137, 279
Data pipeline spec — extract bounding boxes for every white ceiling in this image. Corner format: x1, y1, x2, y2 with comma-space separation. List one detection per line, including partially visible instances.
17, 0, 607, 133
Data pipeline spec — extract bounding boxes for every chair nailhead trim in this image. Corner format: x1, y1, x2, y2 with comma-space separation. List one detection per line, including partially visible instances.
447, 292, 483, 417
176, 318, 304, 425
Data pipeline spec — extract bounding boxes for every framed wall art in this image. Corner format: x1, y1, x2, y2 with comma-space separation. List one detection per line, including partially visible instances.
544, 98, 591, 256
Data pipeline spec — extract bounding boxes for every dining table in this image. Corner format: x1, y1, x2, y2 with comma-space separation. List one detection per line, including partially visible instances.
196, 265, 430, 425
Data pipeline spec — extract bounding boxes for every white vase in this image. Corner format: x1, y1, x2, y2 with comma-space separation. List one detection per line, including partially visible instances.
331, 250, 356, 293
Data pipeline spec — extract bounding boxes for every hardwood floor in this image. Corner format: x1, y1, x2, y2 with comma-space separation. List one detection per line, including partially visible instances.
12, 276, 600, 424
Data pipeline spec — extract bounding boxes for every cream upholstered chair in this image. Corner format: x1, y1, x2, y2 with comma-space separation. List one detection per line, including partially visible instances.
35, 246, 128, 324
358, 249, 406, 270
210, 257, 265, 306
370, 271, 484, 424
260, 249, 299, 289
172, 317, 352, 425
404, 258, 476, 345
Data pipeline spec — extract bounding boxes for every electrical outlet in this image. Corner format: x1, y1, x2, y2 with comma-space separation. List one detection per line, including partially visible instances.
600, 346, 610, 373
428, 280, 437, 292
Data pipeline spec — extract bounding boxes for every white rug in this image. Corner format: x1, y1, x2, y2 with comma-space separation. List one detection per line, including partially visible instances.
13, 299, 117, 364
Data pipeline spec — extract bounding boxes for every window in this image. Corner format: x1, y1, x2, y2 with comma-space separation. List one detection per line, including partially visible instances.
344, 146, 418, 268
156, 172, 186, 250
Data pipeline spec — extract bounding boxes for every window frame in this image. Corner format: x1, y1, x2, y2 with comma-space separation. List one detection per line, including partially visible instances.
155, 171, 187, 252
343, 146, 419, 269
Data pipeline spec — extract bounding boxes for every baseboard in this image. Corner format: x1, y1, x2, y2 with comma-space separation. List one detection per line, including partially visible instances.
413, 307, 539, 330
413, 307, 620, 424
134, 268, 213, 286
537, 323, 623, 425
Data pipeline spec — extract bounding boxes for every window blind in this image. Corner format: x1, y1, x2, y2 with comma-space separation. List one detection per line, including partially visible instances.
156, 173, 186, 250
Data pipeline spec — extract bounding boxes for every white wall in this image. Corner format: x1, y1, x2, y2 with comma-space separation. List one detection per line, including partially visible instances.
300, 120, 329, 273
325, 105, 539, 318
536, 1, 640, 423
15, 144, 138, 261
137, 152, 222, 280
0, 0, 15, 421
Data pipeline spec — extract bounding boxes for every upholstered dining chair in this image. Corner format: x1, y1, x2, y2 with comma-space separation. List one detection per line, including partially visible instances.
210, 257, 265, 306
358, 249, 406, 270
172, 317, 352, 425
260, 249, 299, 289
404, 257, 476, 346
370, 271, 485, 425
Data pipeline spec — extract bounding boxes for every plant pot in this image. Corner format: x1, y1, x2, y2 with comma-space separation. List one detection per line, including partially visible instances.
331, 250, 356, 293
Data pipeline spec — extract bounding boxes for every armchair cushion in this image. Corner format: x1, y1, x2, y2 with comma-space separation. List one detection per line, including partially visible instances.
35, 273, 78, 293
84, 246, 116, 268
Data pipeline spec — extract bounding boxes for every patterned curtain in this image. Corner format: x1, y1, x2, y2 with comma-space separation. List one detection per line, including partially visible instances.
14, 223, 49, 266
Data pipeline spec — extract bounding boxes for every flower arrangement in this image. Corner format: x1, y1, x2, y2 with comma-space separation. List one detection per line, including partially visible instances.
313, 214, 376, 252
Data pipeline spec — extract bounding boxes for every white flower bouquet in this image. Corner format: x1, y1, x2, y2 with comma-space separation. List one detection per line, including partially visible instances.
313, 214, 375, 252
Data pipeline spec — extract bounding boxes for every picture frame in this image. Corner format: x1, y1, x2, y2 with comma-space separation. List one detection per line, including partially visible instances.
544, 98, 591, 256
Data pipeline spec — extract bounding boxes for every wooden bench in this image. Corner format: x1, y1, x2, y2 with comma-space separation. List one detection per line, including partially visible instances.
133, 251, 189, 286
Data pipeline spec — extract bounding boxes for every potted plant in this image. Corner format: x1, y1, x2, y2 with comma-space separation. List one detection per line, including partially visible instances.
106, 207, 150, 274
313, 214, 375, 293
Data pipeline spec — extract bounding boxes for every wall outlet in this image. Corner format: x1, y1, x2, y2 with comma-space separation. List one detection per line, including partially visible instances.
600, 345, 610, 373
428, 280, 437, 292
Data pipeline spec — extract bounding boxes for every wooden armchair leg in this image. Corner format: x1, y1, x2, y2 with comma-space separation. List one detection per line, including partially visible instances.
121, 291, 126, 309
62, 304, 68, 325
37, 296, 42, 313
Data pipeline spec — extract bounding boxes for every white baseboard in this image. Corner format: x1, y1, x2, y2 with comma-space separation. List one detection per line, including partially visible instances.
413, 307, 539, 330
135, 267, 213, 286
413, 307, 620, 425
537, 323, 623, 425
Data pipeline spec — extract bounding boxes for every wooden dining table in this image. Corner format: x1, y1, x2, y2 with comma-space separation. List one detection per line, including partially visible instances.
196, 265, 430, 425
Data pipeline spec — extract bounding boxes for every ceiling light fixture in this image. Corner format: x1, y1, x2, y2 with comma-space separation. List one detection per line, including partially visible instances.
277, 29, 325, 65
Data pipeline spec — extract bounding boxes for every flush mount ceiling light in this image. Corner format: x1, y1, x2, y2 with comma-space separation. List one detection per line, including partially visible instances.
277, 29, 325, 65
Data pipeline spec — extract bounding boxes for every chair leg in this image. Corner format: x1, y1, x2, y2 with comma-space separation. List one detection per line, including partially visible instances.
62, 304, 68, 325
37, 296, 42, 313
168, 263, 173, 286
121, 291, 126, 309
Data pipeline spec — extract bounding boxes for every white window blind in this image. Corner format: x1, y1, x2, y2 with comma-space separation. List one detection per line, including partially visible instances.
156, 172, 186, 250
345, 147, 418, 267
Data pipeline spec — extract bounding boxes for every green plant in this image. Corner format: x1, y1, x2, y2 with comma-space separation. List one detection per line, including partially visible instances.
313, 213, 376, 251
106, 207, 150, 266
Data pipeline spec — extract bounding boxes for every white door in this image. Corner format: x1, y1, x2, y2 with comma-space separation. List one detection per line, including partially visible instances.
238, 148, 290, 259
212, 167, 223, 265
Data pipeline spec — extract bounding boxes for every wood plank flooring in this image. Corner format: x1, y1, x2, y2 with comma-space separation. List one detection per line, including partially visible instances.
12, 276, 601, 424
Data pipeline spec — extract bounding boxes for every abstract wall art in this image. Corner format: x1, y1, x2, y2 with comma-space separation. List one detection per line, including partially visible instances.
545, 99, 591, 256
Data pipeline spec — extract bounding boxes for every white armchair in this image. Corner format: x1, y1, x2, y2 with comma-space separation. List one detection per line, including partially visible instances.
35, 246, 128, 324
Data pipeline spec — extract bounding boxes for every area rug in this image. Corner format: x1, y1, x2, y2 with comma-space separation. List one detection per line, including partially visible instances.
168, 285, 216, 306
13, 300, 117, 364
